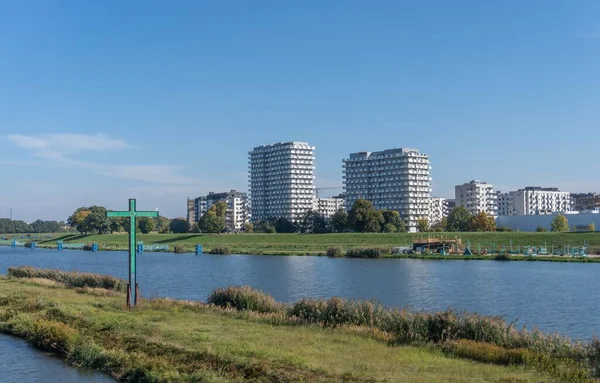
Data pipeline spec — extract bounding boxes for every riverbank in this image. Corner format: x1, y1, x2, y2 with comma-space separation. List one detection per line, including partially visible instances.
2, 232, 600, 262
1, 267, 598, 382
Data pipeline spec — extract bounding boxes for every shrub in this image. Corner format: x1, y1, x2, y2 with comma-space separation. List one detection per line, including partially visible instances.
7, 266, 126, 292
345, 247, 390, 258
207, 286, 282, 313
326, 247, 344, 258
208, 247, 231, 255
289, 297, 386, 327
30, 319, 75, 354
173, 245, 186, 254
442, 339, 531, 365
493, 254, 511, 261
536, 226, 548, 232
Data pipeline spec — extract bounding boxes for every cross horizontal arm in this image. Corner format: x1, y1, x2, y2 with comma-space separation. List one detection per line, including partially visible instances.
134, 212, 160, 217
107, 211, 159, 218
107, 211, 133, 217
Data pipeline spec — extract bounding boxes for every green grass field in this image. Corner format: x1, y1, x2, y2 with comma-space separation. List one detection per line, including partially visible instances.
0, 276, 558, 382
15, 231, 600, 255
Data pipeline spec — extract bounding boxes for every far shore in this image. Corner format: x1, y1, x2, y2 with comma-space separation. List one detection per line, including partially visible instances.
1, 232, 599, 262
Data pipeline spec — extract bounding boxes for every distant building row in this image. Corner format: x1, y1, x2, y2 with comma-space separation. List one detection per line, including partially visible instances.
448, 180, 598, 219
186, 140, 599, 232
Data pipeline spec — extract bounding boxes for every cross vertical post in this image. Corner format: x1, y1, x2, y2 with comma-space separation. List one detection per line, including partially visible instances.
107, 199, 159, 309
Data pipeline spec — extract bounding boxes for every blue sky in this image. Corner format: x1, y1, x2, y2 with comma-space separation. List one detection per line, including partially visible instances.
1, 1, 599, 221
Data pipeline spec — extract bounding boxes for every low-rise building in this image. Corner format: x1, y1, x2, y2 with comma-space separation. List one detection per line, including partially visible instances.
496, 211, 599, 232
498, 187, 571, 216
497, 192, 515, 216
572, 193, 600, 212
428, 197, 450, 225
454, 180, 498, 216
187, 190, 249, 231
313, 195, 345, 218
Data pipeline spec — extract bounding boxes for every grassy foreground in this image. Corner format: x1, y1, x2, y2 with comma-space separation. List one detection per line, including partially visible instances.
12, 231, 600, 257
1, 269, 588, 383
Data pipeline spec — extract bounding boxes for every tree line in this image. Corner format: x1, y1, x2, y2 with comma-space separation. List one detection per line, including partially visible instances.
0, 218, 69, 234
67, 206, 180, 234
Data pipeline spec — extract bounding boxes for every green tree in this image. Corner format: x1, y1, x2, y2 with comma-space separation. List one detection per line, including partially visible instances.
382, 210, 406, 233
416, 218, 429, 233
199, 201, 227, 233
170, 218, 189, 233
243, 223, 254, 233
199, 210, 226, 233
445, 206, 473, 232
470, 212, 496, 232
67, 208, 91, 234
551, 214, 569, 232
0, 219, 33, 234
382, 223, 397, 233
430, 218, 447, 232
84, 212, 111, 234
30, 220, 61, 233
109, 217, 125, 233
138, 217, 156, 234
299, 210, 329, 234
156, 216, 171, 233
273, 217, 296, 233
349, 199, 383, 233
254, 220, 276, 233
588, 222, 596, 232
331, 209, 349, 232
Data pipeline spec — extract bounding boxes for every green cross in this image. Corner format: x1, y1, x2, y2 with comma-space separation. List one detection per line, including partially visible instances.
107, 199, 158, 308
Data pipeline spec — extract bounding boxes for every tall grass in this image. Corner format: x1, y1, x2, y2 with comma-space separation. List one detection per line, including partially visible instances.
326, 247, 344, 257
8, 266, 126, 292
211, 287, 598, 380
208, 247, 231, 255
207, 286, 282, 313
345, 247, 391, 258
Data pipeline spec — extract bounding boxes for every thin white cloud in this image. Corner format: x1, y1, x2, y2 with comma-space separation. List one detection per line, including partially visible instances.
7, 133, 193, 185
101, 165, 197, 184
8, 133, 129, 153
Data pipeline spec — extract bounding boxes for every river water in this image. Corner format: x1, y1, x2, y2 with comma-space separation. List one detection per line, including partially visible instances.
0, 334, 113, 382
1, 247, 599, 340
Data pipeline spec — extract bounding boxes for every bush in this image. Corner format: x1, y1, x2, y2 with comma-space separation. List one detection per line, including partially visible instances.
7, 266, 126, 292
345, 247, 390, 258
536, 226, 548, 232
442, 339, 531, 365
326, 247, 344, 258
173, 245, 186, 254
493, 254, 511, 261
289, 297, 386, 327
30, 319, 75, 354
495, 227, 512, 232
208, 247, 231, 255
207, 286, 282, 313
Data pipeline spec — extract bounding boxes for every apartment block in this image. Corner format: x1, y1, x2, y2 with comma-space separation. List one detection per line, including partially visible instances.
343, 148, 431, 232
455, 180, 498, 216
249, 141, 315, 222
571, 193, 600, 212
497, 187, 571, 215
497, 192, 515, 215
313, 195, 345, 218
429, 197, 449, 225
187, 190, 249, 231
